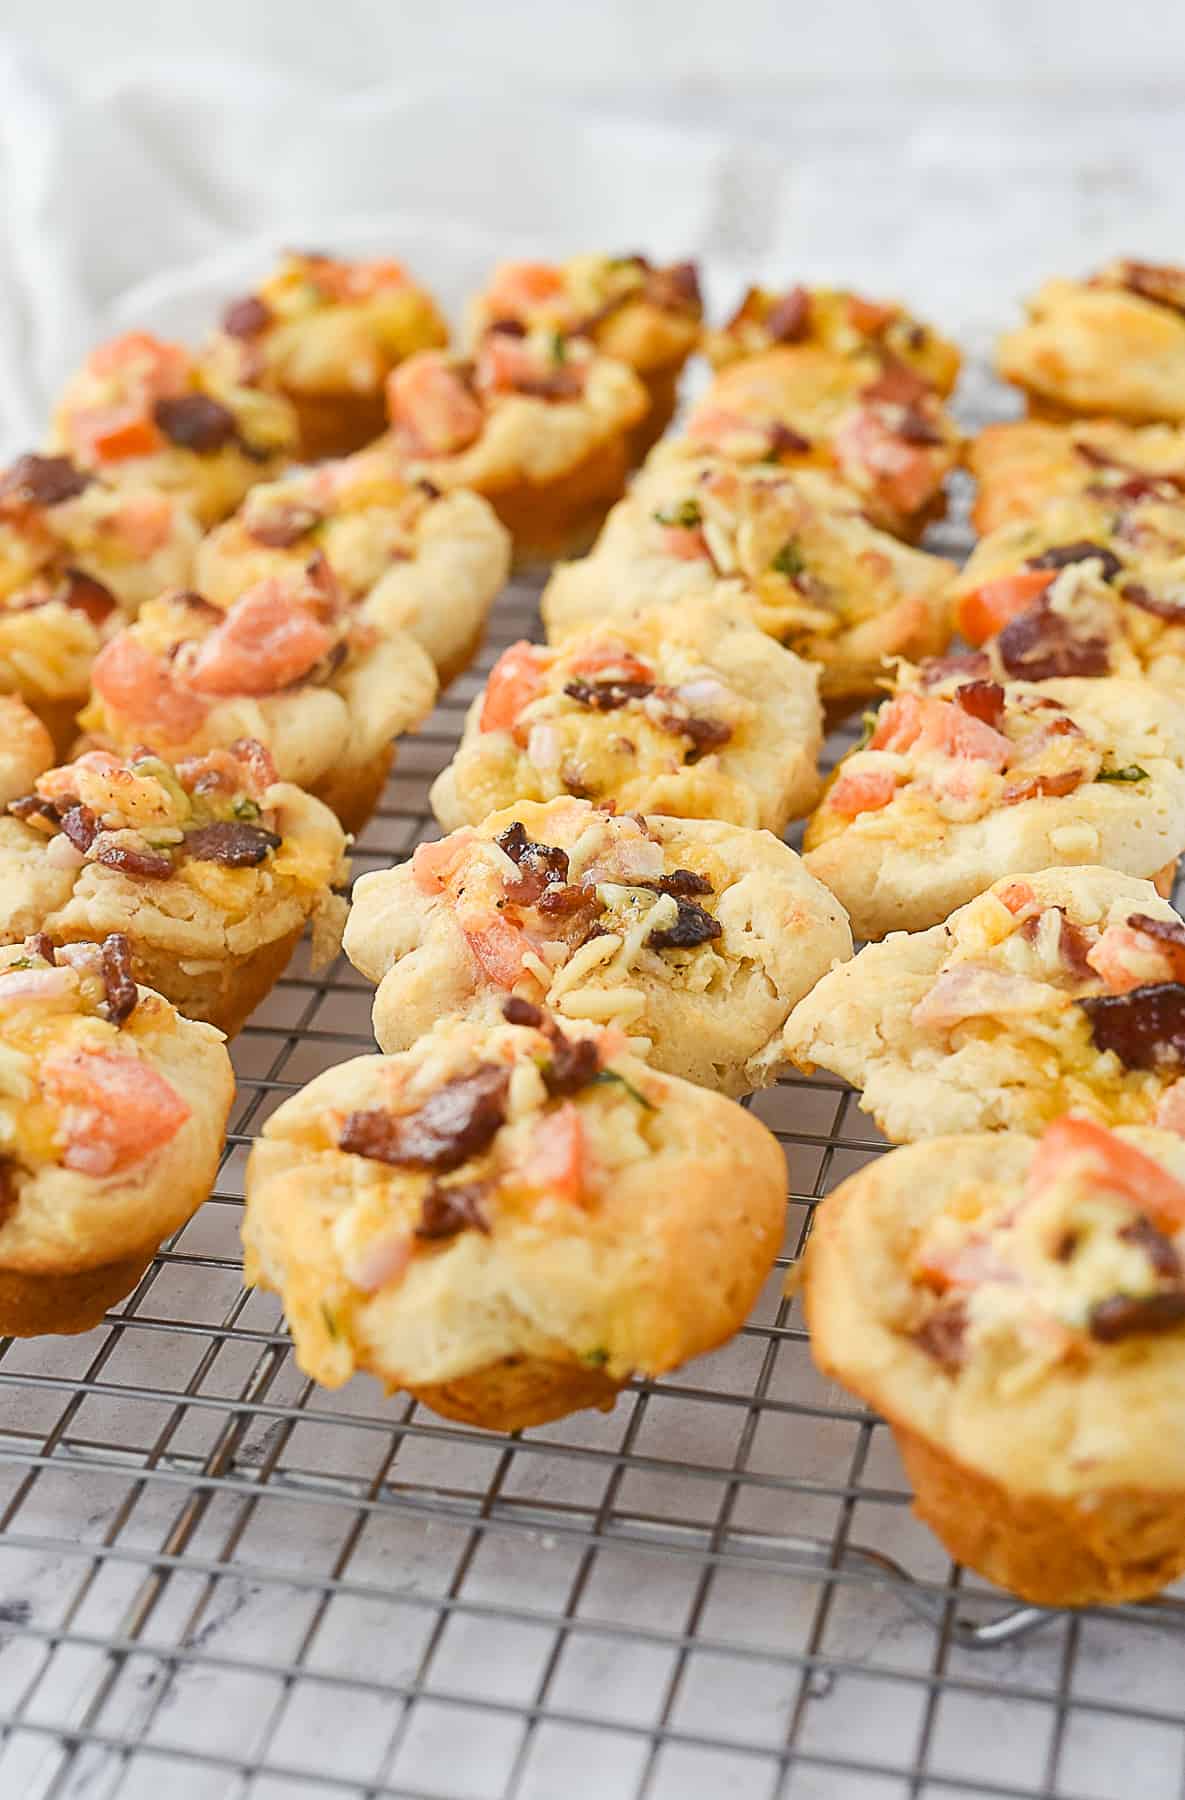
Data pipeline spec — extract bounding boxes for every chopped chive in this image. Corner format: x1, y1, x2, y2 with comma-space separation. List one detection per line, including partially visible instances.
770, 538, 805, 578
653, 499, 701, 530
1096, 765, 1149, 783
592, 1069, 656, 1110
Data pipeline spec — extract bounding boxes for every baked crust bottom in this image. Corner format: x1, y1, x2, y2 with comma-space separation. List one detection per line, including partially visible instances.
22, 693, 88, 761
313, 743, 396, 836
288, 388, 389, 462
892, 1421, 1185, 1607
0, 1243, 159, 1336
494, 437, 633, 568
627, 361, 684, 464
48, 922, 304, 1038
410, 1354, 622, 1432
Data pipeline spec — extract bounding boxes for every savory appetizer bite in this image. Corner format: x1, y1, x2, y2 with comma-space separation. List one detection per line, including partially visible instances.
429, 598, 822, 834
805, 1118, 1185, 1604
705, 281, 960, 396
948, 493, 1185, 690
0, 739, 348, 1035
997, 259, 1185, 423
76, 559, 438, 833
785, 867, 1185, 1141
50, 332, 298, 526
344, 799, 851, 1098
382, 334, 649, 562
677, 344, 961, 540
0, 451, 200, 612
208, 251, 449, 459
0, 698, 54, 806
541, 456, 954, 714
466, 253, 702, 457
243, 1002, 787, 1429
195, 448, 510, 686
803, 670, 1185, 939
968, 417, 1185, 536
0, 935, 233, 1335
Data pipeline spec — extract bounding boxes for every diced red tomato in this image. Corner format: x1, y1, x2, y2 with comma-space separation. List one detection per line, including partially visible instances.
870, 693, 1011, 770
1086, 923, 1176, 995
828, 767, 898, 817
833, 407, 939, 516
42, 1047, 191, 1176
869, 692, 924, 753
519, 1101, 586, 1205
1155, 1080, 1185, 1136
485, 262, 567, 319
311, 257, 408, 302
87, 332, 191, 396
91, 634, 209, 739
386, 354, 484, 456
181, 580, 335, 698
846, 294, 898, 336
567, 642, 654, 684
1027, 1114, 1185, 1235
476, 333, 545, 394
409, 831, 476, 895
997, 881, 1038, 915
479, 641, 547, 736
955, 571, 1055, 645
459, 910, 533, 988
113, 492, 176, 555
69, 406, 163, 465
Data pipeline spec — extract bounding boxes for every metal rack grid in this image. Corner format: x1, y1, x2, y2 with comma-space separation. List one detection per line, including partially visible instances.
3, 452, 1185, 1800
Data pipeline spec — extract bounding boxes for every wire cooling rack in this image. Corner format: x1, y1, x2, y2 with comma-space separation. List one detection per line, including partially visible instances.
4, 412, 1185, 1800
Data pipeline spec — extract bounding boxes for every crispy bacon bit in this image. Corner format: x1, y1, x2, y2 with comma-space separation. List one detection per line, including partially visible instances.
247, 504, 322, 548
918, 651, 992, 689
1117, 260, 1185, 318
60, 568, 118, 626
863, 359, 933, 408
996, 599, 1111, 681
666, 713, 733, 758
100, 932, 138, 1026
9, 793, 58, 825
222, 294, 272, 338
895, 406, 944, 447
563, 677, 655, 711
1088, 1289, 1185, 1342
58, 804, 98, 853
1118, 1215, 1182, 1279
1079, 982, 1185, 1070
767, 421, 811, 456
1026, 540, 1123, 582
1121, 582, 1185, 623
542, 1027, 601, 1098
415, 1180, 490, 1240
94, 838, 175, 880
25, 932, 56, 963
496, 821, 569, 903
1058, 911, 1098, 981
763, 286, 810, 343
0, 453, 90, 509
509, 365, 585, 401
643, 260, 702, 313
1002, 769, 1087, 804
502, 996, 544, 1029
153, 395, 239, 453
912, 1301, 968, 1372
229, 737, 279, 794
339, 1064, 510, 1172
183, 820, 282, 866
954, 680, 1005, 730
648, 896, 722, 951
646, 869, 713, 899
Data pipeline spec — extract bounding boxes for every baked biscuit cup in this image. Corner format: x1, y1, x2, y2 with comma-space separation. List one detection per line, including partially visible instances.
1, 752, 349, 1036
0, 697, 54, 807
0, 597, 113, 756
50, 331, 299, 528
541, 457, 954, 716
77, 587, 438, 836
704, 282, 962, 397
805, 1128, 1185, 1604
344, 798, 852, 1098
465, 254, 702, 465
210, 254, 450, 461
0, 946, 234, 1337
784, 866, 1185, 1143
997, 264, 1185, 425
967, 418, 1185, 537
384, 343, 650, 566
430, 597, 822, 834
803, 673, 1185, 940
678, 345, 961, 542
197, 466, 511, 690
242, 1009, 787, 1431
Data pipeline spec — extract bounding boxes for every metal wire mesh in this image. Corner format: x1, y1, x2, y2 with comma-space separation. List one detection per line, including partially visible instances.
3, 381, 1185, 1800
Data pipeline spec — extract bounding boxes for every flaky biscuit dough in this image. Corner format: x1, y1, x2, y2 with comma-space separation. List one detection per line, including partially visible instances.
967, 418, 1185, 536
243, 1011, 786, 1429
804, 677, 1185, 938
997, 274, 1185, 423
344, 800, 852, 1097
430, 598, 822, 833
784, 867, 1183, 1142
805, 1129, 1185, 1602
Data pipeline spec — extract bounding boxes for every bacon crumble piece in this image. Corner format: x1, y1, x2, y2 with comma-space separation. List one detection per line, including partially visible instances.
246, 504, 323, 548
645, 869, 714, 900
953, 680, 1006, 731
1026, 540, 1124, 581
415, 1180, 491, 1240
59, 569, 119, 626
495, 820, 571, 903
152, 395, 240, 454
563, 676, 655, 711
1121, 582, 1185, 623
1116, 260, 1185, 318
1088, 1290, 1185, 1343
58, 805, 99, 853
995, 599, 1111, 682
763, 287, 811, 344
25, 932, 57, 963
338, 1064, 510, 1173
0, 453, 91, 509
1078, 983, 1185, 1071
99, 932, 139, 1027
647, 896, 723, 951
501, 996, 544, 1029
1118, 1214, 1182, 1280
221, 295, 273, 339
183, 820, 283, 867
93, 839, 176, 881
912, 1300, 968, 1373
861, 358, 935, 409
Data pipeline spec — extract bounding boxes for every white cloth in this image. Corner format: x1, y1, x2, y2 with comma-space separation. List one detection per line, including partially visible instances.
1, 47, 1183, 451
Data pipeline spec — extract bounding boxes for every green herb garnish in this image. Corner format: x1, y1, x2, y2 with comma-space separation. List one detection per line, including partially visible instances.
653, 499, 701, 530
593, 1069, 656, 1110
582, 1347, 610, 1368
1096, 765, 1150, 783
853, 709, 880, 751
770, 538, 805, 579
551, 330, 568, 364
232, 796, 262, 821
320, 1303, 339, 1341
